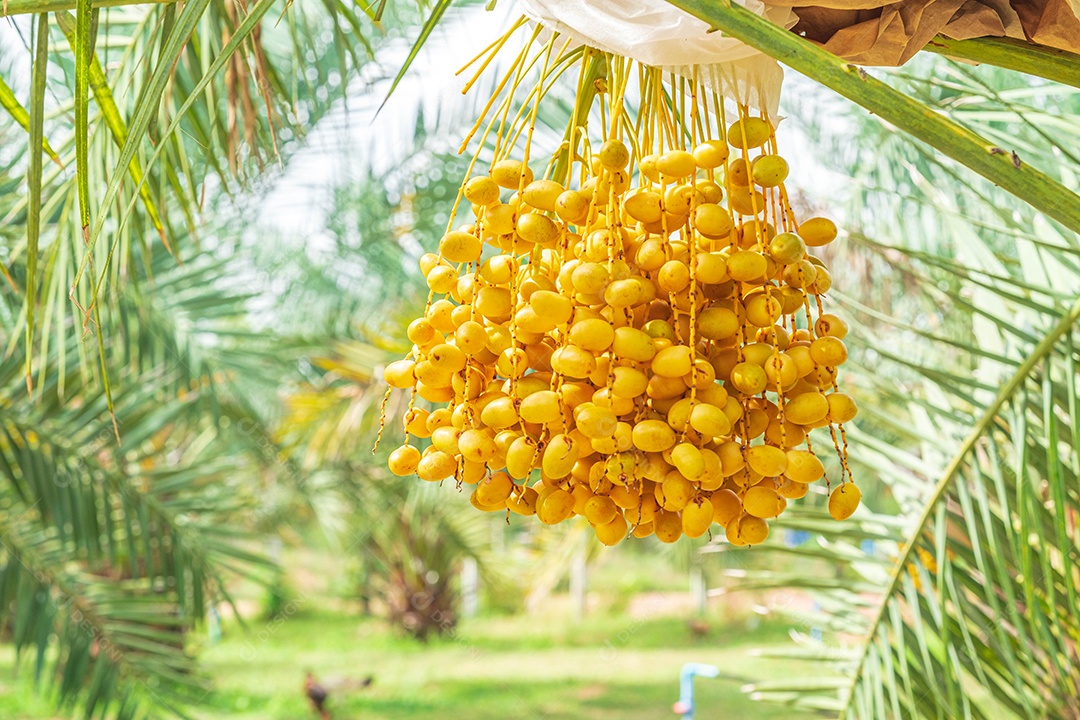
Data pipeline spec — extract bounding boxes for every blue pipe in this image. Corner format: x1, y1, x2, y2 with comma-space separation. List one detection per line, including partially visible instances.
673, 662, 720, 719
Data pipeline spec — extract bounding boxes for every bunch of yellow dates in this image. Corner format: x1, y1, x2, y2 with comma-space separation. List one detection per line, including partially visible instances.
383, 109, 860, 547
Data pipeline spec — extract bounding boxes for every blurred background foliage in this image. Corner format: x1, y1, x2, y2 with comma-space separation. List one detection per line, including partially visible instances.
0, 1, 1077, 719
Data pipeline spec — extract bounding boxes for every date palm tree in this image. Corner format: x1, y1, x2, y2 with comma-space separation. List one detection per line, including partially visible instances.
2, 0, 1079, 717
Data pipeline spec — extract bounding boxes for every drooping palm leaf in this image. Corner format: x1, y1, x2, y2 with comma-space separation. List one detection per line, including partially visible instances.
0, 357, 276, 717
711, 57, 1080, 719
0, 0, 428, 384
0, 229, 317, 715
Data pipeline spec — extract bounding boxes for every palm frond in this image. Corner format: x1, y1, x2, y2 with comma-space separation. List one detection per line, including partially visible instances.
922, 36, 1080, 90
666, 0, 1080, 236
1, 0, 430, 382
0, 510, 197, 720
0, 225, 310, 715
0, 360, 277, 716
712, 57, 1080, 719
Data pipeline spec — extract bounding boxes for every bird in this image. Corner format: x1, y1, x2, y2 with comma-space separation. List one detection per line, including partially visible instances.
304, 672, 331, 720
687, 618, 711, 640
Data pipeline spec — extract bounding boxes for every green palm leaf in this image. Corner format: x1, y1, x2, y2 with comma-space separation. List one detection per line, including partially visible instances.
666, 0, 1080, 235
712, 57, 1080, 719
0, 70, 61, 164
0, 0, 409, 380
0, 367, 273, 717
25, 14, 49, 393
0, 225, 312, 716
922, 36, 1080, 90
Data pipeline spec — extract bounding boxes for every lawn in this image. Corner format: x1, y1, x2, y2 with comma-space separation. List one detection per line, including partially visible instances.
0, 543, 830, 719
0, 607, 825, 720
196, 608, 822, 720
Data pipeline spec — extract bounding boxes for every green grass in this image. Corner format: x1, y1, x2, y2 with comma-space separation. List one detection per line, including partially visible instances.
193, 608, 821, 720
0, 656, 57, 720
0, 608, 825, 719
0, 541, 830, 719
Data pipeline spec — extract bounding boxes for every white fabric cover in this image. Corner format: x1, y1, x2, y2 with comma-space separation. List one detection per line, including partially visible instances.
520, 0, 797, 116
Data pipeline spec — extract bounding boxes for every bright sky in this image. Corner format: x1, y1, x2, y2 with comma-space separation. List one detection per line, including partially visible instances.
252, 4, 851, 244
253, 6, 515, 239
